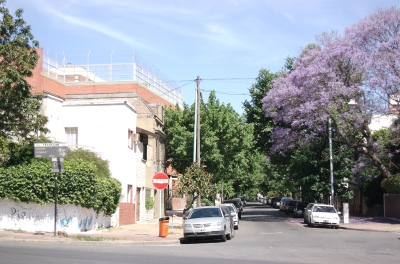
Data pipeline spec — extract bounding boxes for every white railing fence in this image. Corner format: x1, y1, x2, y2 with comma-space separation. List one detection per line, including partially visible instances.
41, 51, 184, 108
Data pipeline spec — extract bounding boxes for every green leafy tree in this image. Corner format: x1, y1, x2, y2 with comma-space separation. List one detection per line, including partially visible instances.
0, 1, 48, 164
243, 69, 277, 153
177, 163, 216, 213
165, 91, 264, 199
244, 58, 356, 201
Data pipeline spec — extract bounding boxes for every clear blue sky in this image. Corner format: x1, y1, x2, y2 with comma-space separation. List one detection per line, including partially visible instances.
7, 0, 400, 114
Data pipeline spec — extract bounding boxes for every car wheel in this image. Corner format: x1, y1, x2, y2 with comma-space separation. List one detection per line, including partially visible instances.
226, 226, 232, 240
227, 227, 233, 240
221, 228, 227, 242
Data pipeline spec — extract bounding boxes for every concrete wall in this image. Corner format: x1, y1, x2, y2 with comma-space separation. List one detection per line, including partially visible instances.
0, 200, 111, 233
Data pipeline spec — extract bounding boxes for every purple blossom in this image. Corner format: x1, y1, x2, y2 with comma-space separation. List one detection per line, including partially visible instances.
262, 7, 400, 179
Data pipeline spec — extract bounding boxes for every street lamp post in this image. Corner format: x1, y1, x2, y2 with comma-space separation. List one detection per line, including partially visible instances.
329, 117, 334, 206
329, 99, 357, 207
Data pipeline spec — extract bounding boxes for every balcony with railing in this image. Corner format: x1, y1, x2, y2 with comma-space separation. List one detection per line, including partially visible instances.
41, 52, 184, 108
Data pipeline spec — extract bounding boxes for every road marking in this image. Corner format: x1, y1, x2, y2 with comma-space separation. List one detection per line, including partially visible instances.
260, 232, 283, 235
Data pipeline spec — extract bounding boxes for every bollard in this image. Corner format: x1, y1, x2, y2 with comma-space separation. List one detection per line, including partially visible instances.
343, 203, 349, 224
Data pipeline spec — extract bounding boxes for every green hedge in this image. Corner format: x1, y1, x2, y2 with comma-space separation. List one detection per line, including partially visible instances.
0, 159, 121, 215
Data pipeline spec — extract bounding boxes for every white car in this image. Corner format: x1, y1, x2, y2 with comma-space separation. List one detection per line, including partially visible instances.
221, 203, 239, 230
183, 206, 235, 243
303, 203, 315, 224
308, 204, 341, 229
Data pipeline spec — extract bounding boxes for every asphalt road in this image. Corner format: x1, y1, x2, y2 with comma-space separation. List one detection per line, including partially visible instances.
0, 203, 399, 264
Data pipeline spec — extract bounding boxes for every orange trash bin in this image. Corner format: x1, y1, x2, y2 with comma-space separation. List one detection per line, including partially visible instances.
159, 216, 170, 237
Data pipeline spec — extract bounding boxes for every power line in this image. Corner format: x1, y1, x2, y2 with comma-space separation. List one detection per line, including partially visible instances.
174, 80, 196, 90
200, 78, 256, 81
164, 77, 255, 96
201, 89, 249, 96
197, 78, 255, 96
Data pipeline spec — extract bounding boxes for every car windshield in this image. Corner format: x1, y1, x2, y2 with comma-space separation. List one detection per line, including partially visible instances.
189, 208, 222, 219
313, 206, 336, 213
225, 206, 235, 213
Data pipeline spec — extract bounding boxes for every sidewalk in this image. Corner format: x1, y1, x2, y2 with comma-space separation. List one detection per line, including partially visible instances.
288, 216, 400, 232
0, 216, 184, 245
339, 216, 400, 232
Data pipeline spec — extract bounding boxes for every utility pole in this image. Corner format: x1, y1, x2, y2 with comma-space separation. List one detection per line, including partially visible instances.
195, 76, 201, 207
196, 76, 201, 165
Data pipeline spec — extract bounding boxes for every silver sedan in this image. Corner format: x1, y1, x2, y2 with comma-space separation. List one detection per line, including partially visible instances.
183, 206, 235, 243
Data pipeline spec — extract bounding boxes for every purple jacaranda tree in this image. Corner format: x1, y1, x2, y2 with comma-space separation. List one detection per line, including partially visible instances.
262, 7, 400, 180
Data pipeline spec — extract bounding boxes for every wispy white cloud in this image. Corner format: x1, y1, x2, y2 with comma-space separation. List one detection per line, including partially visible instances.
200, 23, 244, 48
27, 0, 153, 50
61, 14, 152, 50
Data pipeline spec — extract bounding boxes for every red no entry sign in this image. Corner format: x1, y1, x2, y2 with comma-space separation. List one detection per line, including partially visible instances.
152, 172, 169, 190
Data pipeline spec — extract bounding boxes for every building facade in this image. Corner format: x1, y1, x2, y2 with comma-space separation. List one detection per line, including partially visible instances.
26, 48, 182, 226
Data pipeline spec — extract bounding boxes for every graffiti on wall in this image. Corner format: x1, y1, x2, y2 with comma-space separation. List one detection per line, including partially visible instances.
10, 207, 26, 219
58, 206, 94, 230
59, 216, 73, 227
9, 205, 34, 219
0, 199, 111, 233
78, 216, 93, 230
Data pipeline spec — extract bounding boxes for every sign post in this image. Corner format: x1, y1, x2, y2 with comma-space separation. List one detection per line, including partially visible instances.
34, 143, 68, 158
152, 172, 169, 218
34, 143, 68, 237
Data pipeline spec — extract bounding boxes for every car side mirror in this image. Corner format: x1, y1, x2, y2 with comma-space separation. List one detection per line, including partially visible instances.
337, 212, 342, 215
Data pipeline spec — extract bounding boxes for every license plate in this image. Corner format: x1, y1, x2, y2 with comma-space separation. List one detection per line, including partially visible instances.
323, 220, 329, 223
196, 228, 205, 232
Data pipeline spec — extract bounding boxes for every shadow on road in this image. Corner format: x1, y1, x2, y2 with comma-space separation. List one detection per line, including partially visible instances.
240, 202, 294, 223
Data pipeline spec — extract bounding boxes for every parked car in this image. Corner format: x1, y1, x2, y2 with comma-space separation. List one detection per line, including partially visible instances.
285, 200, 298, 215
304, 203, 315, 224
221, 203, 239, 230
292, 201, 308, 218
261, 197, 267, 204
279, 197, 293, 211
273, 197, 282, 208
270, 197, 277, 207
307, 204, 341, 229
238, 196, 247, 206
183, 206, 235, 243
223, 198, 243, 217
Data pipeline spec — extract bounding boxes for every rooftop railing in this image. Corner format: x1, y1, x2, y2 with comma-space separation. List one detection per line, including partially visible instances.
41, 52, 184, 108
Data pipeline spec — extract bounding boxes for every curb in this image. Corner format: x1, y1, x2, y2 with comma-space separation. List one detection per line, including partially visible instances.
0, 230, 183, 245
